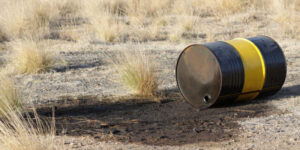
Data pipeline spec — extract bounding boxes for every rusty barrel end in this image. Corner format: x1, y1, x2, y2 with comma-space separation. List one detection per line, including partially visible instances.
176, 44, 222, 109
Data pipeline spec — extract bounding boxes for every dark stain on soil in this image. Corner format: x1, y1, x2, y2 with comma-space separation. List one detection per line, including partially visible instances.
35, 91, 287, 146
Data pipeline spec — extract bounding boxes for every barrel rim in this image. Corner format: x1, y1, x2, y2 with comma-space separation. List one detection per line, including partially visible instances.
175, 44, 223, 109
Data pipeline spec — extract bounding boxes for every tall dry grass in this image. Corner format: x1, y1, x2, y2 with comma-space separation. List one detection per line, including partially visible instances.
0, 0, 82, 41
90, 13, 125, 42
0, 0, 299, 43
0, 108, 58, 150
0, 74, 67, 150
0, 0, 61, 40
112, 51, 158, 97
82, 0, 163, 43
81, 1, 125, 42
8, 40, 57, 74
272, 0, 300, 39
0, 96, 65, 150
57, 0, 83, 17
0, 74, 22, 116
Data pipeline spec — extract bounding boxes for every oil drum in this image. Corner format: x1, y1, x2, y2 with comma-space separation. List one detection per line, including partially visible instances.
176, 36, 287, 109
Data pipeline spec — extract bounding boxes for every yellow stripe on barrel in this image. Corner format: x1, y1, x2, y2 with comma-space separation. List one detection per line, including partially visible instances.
226, 38, 266, 101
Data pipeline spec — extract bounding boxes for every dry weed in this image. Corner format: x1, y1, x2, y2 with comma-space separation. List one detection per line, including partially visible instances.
0, 74, 22, 116
0, 98, 65, 150
168, 30, 183, 42
0, 0, 60, 40
82, 1, 126, 42
90, 14, 125, 42
180, 16, 197, 32
102, 0, 128, 16
132, 25, 160, 42
113, 51, 158, 97
126, 0, 172, 17
57, 0, 83, 17
154, 17, 169, 27
271, 0, 300, 39
172, 0, 208, 16
59, 26, 80, 42
9, 40, 57, 74
0, 64, 66, 150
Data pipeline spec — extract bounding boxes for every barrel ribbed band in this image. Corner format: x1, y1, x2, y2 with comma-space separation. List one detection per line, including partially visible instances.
226, 38, 266, 101
248, 36, 287, 97
204, 41, 244, 105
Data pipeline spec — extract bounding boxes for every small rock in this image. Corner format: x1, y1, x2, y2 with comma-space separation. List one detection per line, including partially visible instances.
111, 129, 121, 134
160, 135, 168, 139
102, 129, 110, 134
289, 137, 297, 142
193, 127, 205, 133
64, 141, 70, 145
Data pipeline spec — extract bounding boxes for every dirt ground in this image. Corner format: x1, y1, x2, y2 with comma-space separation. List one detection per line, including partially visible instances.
10, 11, 300, 149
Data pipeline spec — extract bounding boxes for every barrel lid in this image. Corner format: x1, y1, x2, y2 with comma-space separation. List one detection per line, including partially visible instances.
176, 44, 222, 109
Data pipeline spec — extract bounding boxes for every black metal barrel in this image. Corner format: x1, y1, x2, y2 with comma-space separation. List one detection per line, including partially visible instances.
176, 36, 287, 109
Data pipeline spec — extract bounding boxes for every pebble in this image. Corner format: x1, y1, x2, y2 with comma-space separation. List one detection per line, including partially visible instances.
193, 127, 205, 133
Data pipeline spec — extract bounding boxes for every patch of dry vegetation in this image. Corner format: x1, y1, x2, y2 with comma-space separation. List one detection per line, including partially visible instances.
272, 0, 300, 39
0, 98, 64, 150
0, 110, 57, 150
0, 0, 60, 40
90, 13, 125, 43
113, 51, 158, 97
9, 40, 56, 74
0, 74, 66, 150
59, 26, 81, 42
0, 74, 22, 116
57, 0, 83, 17
0, 0, 299, 43
82, 1, 125, 43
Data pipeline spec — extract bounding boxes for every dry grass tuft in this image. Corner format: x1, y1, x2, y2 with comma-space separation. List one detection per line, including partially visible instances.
172, 0, 205, 16
90, 14, 125, 42
211, 0, 246, 15
272, 0, 300, 39
168, 30, 184, 42
0, 74, 66, 150
9, 40, 56, 74
131, 25, 160, 42
113, 51, 158, 97
57, 0, 83, 17
126, 0, 172, 17
1, 0, 296, 43
0, 74, 22, 116
59, 26, 80, 42
154, 17, 169, 27
0, 98, 65, 150
180, 16, 196, 32
82, 1, 126, 42
102, 0, 128, 16
0, 29, 7, 42
0, 0, 60, 40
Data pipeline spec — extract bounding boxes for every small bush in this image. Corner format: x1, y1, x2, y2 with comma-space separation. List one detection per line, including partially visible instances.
113, 51, 158, 97
0, 74, 22, 116
0, 0, 60, 40
0, 99, 65, 150
272, 0, 300, 39
9, 40, 56, 74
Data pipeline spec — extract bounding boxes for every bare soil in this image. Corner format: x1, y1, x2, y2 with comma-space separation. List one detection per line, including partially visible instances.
37, 95, 287, 146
